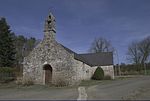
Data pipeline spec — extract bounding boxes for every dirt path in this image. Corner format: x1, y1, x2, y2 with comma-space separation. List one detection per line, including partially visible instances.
87, 76, 150, 100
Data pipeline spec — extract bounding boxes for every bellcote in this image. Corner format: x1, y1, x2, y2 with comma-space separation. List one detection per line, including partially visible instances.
44, 12, 56, 40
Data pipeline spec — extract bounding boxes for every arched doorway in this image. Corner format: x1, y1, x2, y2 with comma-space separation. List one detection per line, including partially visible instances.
43, 64, 52, 84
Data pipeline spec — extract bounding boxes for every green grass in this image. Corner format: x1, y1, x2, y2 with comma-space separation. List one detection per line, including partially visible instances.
138, 70, 150, 75
146, 70, 150, 75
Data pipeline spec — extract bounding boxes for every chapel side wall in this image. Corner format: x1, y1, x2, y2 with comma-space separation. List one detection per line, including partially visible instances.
72, 59, 83, 82
101, 65, 114, 79
73, 59, 97, 81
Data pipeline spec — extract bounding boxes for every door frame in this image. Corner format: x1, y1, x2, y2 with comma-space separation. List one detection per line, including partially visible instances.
43, 64, 52, 85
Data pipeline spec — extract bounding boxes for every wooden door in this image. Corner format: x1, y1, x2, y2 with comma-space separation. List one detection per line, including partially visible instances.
43, 64, 52, 84
45, 69, 52, 84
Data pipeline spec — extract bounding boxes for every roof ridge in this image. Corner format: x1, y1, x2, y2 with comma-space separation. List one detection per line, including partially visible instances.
59, 43, 77, 54
75, 52, 113, 66
78, 52, 113, 55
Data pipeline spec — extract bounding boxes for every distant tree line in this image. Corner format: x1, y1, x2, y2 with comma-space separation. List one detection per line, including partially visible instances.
0, 17, 40, 69
127, 36, 150, 73
127, 36, 150, 65
14, 35, 40, 67
114, 63, 150, 75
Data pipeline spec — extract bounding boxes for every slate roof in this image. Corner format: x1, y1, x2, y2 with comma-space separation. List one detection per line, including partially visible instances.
75, 52, 113, 66
60, 43, 113, 66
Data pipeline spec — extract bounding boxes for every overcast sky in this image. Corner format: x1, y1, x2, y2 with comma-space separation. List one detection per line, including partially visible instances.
0, 0, 150, 64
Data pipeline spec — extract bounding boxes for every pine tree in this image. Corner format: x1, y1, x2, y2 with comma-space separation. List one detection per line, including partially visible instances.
14, 35, 27, 65
0, 18, 16, 67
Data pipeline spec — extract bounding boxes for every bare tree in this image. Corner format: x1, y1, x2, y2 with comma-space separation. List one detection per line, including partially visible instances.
138, 36, 150, 64
127, 36, 150, 64
127, 41, 141, 64
89, 37, 114, 53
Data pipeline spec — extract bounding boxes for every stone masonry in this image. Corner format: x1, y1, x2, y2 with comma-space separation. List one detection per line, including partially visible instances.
23, 12, 114, 86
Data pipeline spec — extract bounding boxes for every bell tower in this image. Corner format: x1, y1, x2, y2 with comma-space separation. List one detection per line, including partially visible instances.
44, 12, 56, 40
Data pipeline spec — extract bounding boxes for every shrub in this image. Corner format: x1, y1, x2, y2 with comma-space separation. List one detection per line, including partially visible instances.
92, 67, 104, 80
104, 75, 112, 80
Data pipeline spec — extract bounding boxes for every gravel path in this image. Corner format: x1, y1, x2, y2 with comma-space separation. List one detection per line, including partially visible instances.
87, 76, 150, 100
0, 86, 78, 100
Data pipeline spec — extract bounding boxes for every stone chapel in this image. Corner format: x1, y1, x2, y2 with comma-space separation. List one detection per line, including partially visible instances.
23, 12, 114, 85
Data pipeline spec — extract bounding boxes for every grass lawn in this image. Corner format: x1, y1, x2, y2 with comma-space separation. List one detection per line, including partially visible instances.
146, 70, 150, 75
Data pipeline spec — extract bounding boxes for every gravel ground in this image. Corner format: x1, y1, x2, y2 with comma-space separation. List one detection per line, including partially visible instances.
0, 76, 150, 100
0, 85, 78, 100
87, 76, 150, 100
